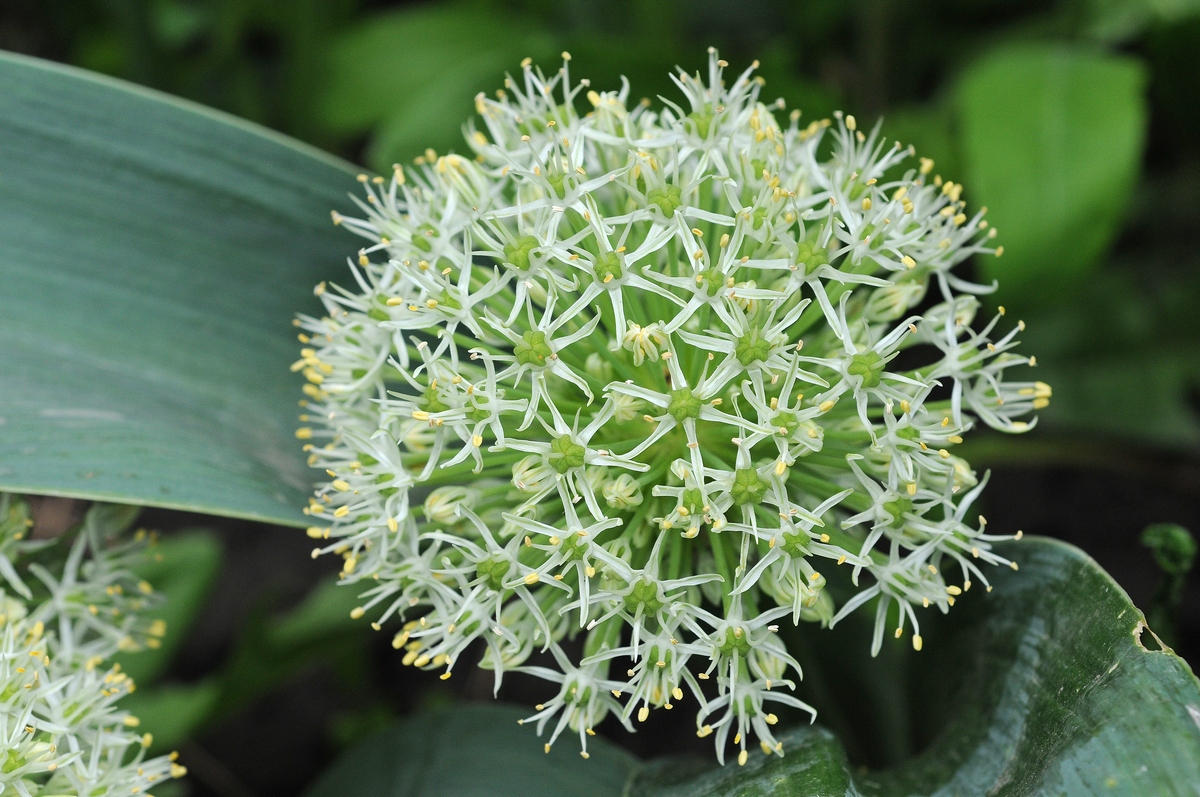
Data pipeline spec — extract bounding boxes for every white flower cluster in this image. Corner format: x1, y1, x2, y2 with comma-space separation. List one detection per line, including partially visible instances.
0, 495, 186, 796
295, 51, 1047, 765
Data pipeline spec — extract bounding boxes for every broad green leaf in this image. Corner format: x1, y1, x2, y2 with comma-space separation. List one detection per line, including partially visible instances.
125, 577, 369, 755
116, 530, 223, 685
268, 573, 365, 649
210, 576, 371, 719
0, 51, 360, 525
121, 678, 222, 755
304, 704, 638, 797
308, 538, 1200, 796
958, 45, 1146, 302
626, 727, 857, 797
317, 5, 555, 170
637, 537, 1200, 796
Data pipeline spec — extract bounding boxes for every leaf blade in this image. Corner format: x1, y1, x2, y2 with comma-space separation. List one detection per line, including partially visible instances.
958, 45, 1147, 301
303, 703, 638, 797
0, 51, 360, 525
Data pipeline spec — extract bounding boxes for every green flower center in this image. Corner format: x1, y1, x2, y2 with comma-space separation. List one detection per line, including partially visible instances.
848, 351, 886, 388
548, 434, 586, 474
648, 184, 683, 216
514, 330, 553, 366
503, 235, 540, 270
698, 267, 726, 297
681, 487, 706, 517
718, 626, 752, 656
735, 326, 772, 366
795, 241, 829, 275
594, 251, 623, 284
883, 496, 912, 528
623, 576, 666, 614
668, 387, 702, 422
731, 468, 768, 506
476, 554, 513, 592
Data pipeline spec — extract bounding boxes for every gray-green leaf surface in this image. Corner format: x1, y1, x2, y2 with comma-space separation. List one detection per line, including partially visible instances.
0, 51, 359, 525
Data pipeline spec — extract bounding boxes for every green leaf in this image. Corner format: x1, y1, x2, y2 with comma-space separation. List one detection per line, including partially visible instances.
210, 576, 371, 719
317, 5, 555, 170
304, 703, 638, 797
641, 537, 1200, 795
0, 51, 360, 525
626, 727, 857, 797
308, 539, 1200, 796
121, 678, 222, 755
116, 530, 223, 686
958, 45, 1146, 302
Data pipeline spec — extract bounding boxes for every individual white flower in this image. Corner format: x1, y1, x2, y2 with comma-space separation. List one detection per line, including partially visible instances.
298, 49, 1042, 763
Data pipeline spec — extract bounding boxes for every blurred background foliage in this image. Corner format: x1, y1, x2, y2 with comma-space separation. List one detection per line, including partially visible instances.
4, 2, 1200, 795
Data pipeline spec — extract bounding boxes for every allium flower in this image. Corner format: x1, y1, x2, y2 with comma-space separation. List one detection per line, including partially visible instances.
0, 495, 187, 795
296, 50, 1046, 764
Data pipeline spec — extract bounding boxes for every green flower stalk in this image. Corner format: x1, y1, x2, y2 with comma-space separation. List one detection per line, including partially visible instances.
296, 50, 1047, 765
0, 495, 186, 795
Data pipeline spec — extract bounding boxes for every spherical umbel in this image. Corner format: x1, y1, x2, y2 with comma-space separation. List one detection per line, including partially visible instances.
295, 49, 1044, 764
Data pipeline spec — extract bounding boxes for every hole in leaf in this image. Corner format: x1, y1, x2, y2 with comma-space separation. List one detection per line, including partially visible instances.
1134, 620, 1170, 653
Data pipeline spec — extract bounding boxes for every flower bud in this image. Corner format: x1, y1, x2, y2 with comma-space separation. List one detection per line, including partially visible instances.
512, 455, 556, 494
424, 486, 479, 524
603, 474, 644, 509
864, 280, 926, 322
611, 392, 642, 422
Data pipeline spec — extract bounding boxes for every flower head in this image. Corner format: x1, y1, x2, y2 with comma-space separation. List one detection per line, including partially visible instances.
0, 495, 187, 795
297, 49, 1041, 763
